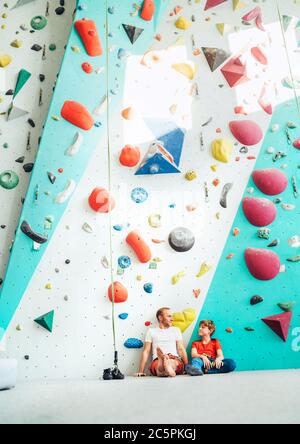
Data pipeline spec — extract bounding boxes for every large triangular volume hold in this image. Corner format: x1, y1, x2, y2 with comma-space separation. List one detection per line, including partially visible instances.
262, 311, 292, 342
202, 47, 231, 72
7, 104, 29, 121
34, 310, 54, 333
11, 0, 37, 9
122, 24, 144, 44
13, 69, 31, 99
204, 0, 227, 11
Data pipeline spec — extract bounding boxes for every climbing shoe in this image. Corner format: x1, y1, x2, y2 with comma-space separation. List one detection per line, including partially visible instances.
185, 365, 203, 377
112, 367, 125, 380
103, 368, 113, 381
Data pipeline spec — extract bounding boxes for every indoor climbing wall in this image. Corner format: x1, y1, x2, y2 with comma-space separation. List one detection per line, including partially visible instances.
0, 0, 299, 380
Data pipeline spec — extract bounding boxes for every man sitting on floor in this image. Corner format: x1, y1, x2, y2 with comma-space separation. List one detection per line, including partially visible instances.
186, 320, 237, 376
134, 307, 188, 377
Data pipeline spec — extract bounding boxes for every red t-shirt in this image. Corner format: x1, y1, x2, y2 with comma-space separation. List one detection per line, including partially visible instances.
191, 339, 222, 359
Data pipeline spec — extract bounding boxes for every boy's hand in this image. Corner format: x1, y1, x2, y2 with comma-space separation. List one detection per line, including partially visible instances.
215, 358, 224, 370
202, 356, 212, 369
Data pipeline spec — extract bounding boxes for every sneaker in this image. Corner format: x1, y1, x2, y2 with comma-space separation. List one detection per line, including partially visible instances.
112, 367, 125, 380
185, 365, 204, 376
103, 368, 113, 380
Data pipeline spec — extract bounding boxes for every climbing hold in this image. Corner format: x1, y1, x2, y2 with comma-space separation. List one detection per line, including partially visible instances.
65, 132, 84, 157
221, 55, 249, 88
13, 69, 31, 99
288, 236, 300, 248
122, 24, 144, 44
88, 188, 115, 213
0, 170, 19, 190
196, 262, 212, 278
119, 145, 140, 167
0, 55, 12, 68
220, 183, 233, 209
74, 19, 102, 57
175, 17, 192, 31
61, 101, 94, 131
212, 139, 233, 163
202, 47, 231, 72
172, 308, 196, 333
31, 16, 47, 30
108, 282, 128, 303
34, 310, 54, 333
242, 197, 277, 227
131, 187, 148, 204
119, 313, 129, 320
81, 62, 93, 74
124, 338, 143, 349
148, 214, 161, 229
278, 302, 296, 312
141, 0, 154, 21
185, 170, 197, 181
144, 283, 153, 294
204, 0, 227, 10
293, 139, 300, 150
268, 239, 279, 248
229, 120, 263, 146
20, 220, 48, 244
250, 295, 264, 306
251, 47, 268, 65
258, 228, 271, 240
226, 328, 233, 333
262, 312, 292, 342
55, 179, 76, 204
169, 227, 195, 253
126, 231, 152, 264
252, 169, 288, 196
118, 256, 131, 269
172, 63, 197, 80
245, 248, 281, 281
121, 107, 137, 120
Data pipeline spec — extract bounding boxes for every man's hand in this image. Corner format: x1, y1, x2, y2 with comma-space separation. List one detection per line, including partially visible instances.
215, 358, 224, 370
202, 356, 212, 369
134, 372, 146, 377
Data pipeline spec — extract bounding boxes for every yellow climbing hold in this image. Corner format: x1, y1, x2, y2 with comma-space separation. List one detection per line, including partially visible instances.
216, 23, 230, 36
185, 170, 197, 181
212, 139, 233, 163
11, 40, 22, 48
0, 54, 12, 68
45, 283, 52, 290
233, 0, 246, 11
148, 214, 162, 229
172, 271, 185, 285
175, 17, 192, 31
196, 262, 212, 278
172, 63, 197, 80
172, 308, 196, 333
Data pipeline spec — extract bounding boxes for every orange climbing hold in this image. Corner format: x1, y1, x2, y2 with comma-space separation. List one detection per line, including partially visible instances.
88, 188, 115, 213
119, 145, 141, 167
75, 19, 103, 57
126, 231, 152, 264
108, 282, 128, 303
61, 101, 94, 130
141, 0, 155, 21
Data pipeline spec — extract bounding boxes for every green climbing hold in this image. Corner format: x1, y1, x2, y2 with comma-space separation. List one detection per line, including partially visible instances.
49, 44, 56, 51
278, 302, 296, 312
13, 69, 31, 99
31, 15, 47, 31
0, 170, 19, 189
34, 310, 54, 333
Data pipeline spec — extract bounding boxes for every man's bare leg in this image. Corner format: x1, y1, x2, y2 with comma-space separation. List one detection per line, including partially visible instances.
157, 347, 176, 377
156, 347, 167, 377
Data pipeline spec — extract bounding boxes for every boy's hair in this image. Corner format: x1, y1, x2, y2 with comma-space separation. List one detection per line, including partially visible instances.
156, 307, 171, 321
199, 320, 216, 336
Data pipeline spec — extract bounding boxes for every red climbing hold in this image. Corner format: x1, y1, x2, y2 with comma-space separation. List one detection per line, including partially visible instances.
293, 139, 300, 150
251, 47, 268, 65
141, 0, 155, 21
75, 19, 103, 57
262, 311, 292, 342
252, 169, 288, 196
204, 0, 227, 11
126, 231, 152, 263
108, 282, 128, 303
82, 62, 93, 74
61, 101, 94, 131
243, 197, 277, 227
229, 120, 263, 146
119, 145, 141, 167
88, 188, 115, 213
245, 248, 281, 281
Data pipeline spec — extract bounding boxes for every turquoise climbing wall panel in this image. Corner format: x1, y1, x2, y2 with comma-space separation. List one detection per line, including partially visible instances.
189, 98, 300, 371
0, 0, 170, 341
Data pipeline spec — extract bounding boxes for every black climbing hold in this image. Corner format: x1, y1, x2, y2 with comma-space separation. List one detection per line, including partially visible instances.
5, 89, 14, 96
169, 227, 195, 253
31, 44, 42, 51
65, 259, 71, 264
55, 6, 65, 15
122, 24, 144, 44
23, 163, 34, 173
47, 172, 56, 184
24, 355, 30, 360
28, 119, 35, 128
268, 239, 279, 248
39, 74, 45, 82
15, 156, 25, 163
250, 295, 264, 306
20, 220, 48, 244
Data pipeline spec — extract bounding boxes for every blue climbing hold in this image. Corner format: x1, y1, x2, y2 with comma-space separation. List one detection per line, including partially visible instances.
131, 187, 148, 204
118, 256, 131, 269
144, 283, 153, 294
124, 338, 144, 349
119, 313, 129, 320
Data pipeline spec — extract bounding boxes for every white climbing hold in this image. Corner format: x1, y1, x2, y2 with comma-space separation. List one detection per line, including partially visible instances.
65, 132, 84, 156
55, 179, 76, 204
82, 222, 94, 234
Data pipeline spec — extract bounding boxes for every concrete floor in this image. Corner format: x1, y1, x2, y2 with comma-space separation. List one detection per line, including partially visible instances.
0, 371, 300, 424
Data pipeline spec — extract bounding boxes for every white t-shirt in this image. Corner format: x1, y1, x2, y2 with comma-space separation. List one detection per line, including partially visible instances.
145, 327, 183, 360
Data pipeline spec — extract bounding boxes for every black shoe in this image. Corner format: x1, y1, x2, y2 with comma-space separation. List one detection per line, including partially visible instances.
112, 367, 125, 380
103, 368, 113, 380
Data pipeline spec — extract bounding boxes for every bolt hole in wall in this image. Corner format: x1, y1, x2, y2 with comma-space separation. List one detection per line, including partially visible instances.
0, 0, 299, 381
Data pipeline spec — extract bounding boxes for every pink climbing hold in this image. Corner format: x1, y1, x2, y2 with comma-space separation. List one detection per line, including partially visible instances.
293, 139, 300, 150
245, 248, 281, 281
229, 120, 263, 146
251, 47, 268, 65
262, 312, 292, 342
242, 7, 265, 32
242, 197, 277, 227
252, 169, 288, 196
204, 0, 227, 11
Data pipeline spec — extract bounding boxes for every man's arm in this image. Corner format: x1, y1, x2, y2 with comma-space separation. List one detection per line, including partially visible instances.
177, 340, 188, 365
134, 342, 152, 376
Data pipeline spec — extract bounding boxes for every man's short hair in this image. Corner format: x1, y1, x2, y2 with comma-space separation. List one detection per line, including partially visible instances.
199, 320, 216, 336
156, 307, 171, 321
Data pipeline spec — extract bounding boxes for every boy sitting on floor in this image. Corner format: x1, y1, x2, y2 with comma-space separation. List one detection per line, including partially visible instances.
186, 320, 236, 376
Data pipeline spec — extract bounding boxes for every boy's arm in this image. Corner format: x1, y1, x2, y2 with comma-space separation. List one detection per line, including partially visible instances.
135, 342, 152, 376
191, 347, 206, 359
216, 348, 224, 361
176, 340, 188, 365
